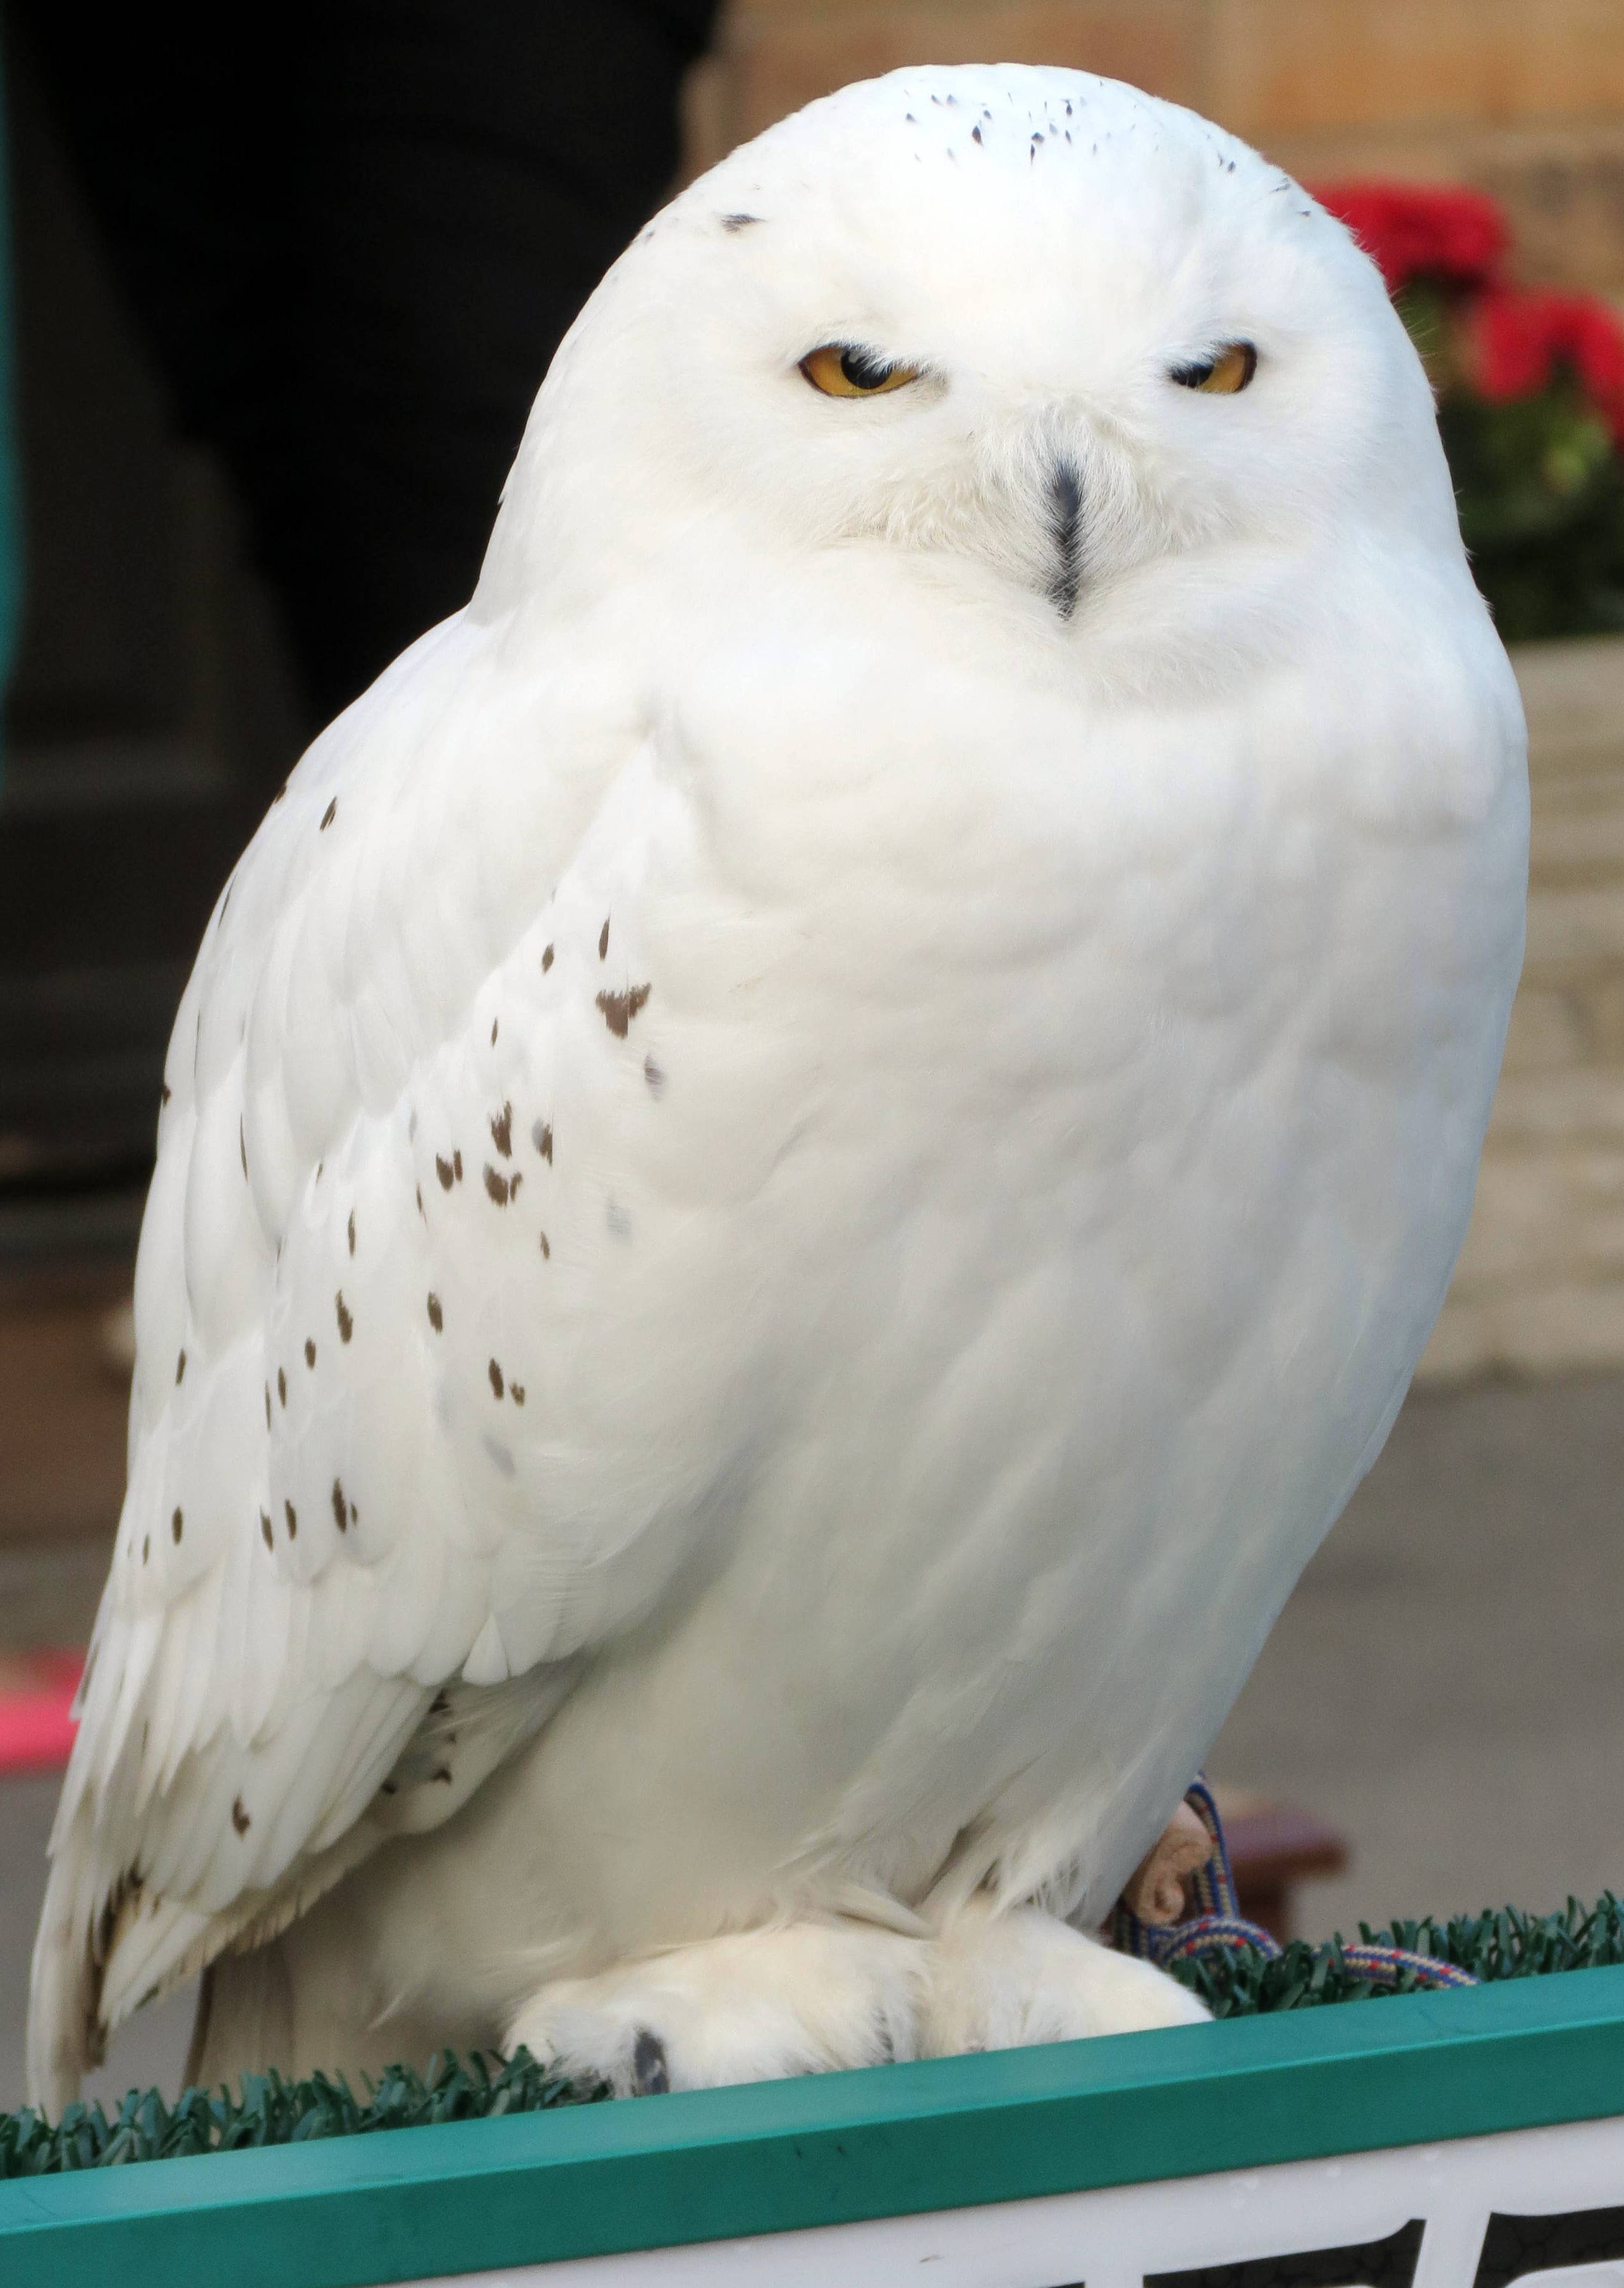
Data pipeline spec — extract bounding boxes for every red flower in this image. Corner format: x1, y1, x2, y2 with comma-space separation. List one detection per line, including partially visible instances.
1473, 285, 1624, 441
1310, 180, 1508, 293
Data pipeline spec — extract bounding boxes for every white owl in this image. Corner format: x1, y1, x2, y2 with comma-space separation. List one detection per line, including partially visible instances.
31, 65, 1526, 2110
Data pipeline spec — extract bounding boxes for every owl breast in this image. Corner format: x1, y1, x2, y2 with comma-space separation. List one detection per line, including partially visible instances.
466, 618, 1523, 1947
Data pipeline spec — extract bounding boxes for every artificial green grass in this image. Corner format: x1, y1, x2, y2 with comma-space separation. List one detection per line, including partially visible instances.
0, 2045, 602, 2179
1173, 1892, 1624, 2016
6, 1894, 1624, 2176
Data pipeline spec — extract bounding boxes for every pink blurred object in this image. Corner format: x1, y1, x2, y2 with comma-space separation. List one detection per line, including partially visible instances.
0, 1650, 82, 1775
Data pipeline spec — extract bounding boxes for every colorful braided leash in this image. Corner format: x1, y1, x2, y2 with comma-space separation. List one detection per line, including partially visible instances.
1111, 1775, 1477, 1991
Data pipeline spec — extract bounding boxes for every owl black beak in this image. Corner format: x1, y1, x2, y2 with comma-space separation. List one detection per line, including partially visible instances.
1046, 460, 1083, 620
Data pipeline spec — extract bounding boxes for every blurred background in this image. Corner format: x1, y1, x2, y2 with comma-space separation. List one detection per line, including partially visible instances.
1, 0, 1623, 2110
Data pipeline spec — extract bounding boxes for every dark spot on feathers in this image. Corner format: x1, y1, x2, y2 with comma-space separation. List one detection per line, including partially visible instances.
454, 1151, 463, 1182
232, 1797, 251, 1834
597, 983, 651, 1038
260, 1510, 273, 1550
161, 1083, 171, 1105
721, 211, 762, 229
599, 918, 610, 959
532, 1120, 553, 1162
511, 1383, 525, 1405
432, 1766, 453, 1784
541, 943, 554, 972
176, 1349, 186, 1385
97, 1874, 135, 1962
491, 1103, 513, 1156
240, 1120, 248, 1178
320, 799, 337, 830
380, 1780, 397, 1796
416, 1184, 425, 1220
142, 1536, 149, 1563
489, 1358, 504, 1398
484, 1165, 510, 1204
335, 1292, 353, 1342
285, 1500, 298, 1538
264, 1384, 272, 1429
491, 1018, 499, 1044
510, 1172, 523, 1199
644, 1056, 665, 1096
278, 1368, 287, 1407
171, 1507, 183, 1543
305, 1338, 317, 1367
539, 1230, 551, 1259
972, 123, 982, 142
347, 1210, 355, 1255
332, 1479, 348, 1532
437, 1154, 455, 1190
427, 1292, 443, 1331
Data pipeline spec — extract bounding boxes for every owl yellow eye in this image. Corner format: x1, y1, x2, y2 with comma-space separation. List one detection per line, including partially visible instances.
1169, 341, 1257, 395
800, 344, 922, 398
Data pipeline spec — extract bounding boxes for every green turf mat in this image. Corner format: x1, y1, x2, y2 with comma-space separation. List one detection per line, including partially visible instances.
6, 1893, 1623, 2176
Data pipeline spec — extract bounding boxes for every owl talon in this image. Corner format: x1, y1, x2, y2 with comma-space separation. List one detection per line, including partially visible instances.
631, 2028, 669, 2093
506, 1919, 928, 2095
922, 1896, 1209, 2053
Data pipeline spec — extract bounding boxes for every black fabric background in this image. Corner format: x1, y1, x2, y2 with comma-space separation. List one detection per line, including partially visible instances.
16, 0, 720, 718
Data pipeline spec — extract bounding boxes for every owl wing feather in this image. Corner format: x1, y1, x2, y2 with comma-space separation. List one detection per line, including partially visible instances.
29, 613, 704, 2108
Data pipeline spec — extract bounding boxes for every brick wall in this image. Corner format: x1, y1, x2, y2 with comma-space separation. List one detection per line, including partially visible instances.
1420, 642, 1624, 1381
688, 1, 1624, 295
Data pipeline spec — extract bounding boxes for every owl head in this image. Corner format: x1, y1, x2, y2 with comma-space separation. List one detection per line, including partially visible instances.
482, 66, 1466, 682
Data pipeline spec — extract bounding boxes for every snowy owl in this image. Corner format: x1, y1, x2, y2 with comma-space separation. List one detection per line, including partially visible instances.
32, 64, 1526, 2111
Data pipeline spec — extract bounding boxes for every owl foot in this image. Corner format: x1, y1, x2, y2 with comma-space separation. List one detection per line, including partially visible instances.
920, 1895, 1209, 2053
504, 1918, 930, 2095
